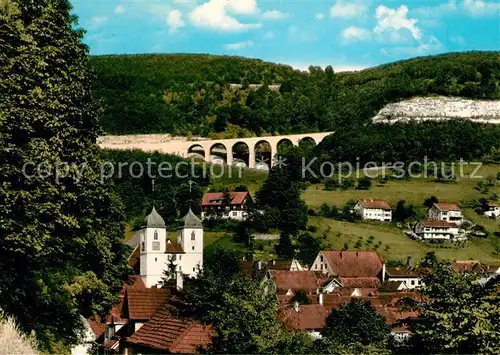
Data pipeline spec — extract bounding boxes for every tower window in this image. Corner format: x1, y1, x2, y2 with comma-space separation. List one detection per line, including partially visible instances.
191, 231, 195, 241
192, 246, 195, 250
155, 258, 157, 262
141, 242, 145, 252
154, 230, 158, 240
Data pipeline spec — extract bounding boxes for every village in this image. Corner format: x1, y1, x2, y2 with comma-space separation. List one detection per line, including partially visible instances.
72, 191, 500, 354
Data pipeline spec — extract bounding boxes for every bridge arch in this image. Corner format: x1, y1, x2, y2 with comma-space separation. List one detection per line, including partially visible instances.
254, 140, 272, 171
232, 141, 250, 168
209, 143, 227, 165
187, 144, 205, 161
298, 136, 317, 148
277, 138, 294, 155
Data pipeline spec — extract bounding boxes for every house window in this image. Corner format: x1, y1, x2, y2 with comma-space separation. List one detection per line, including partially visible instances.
152, 241, 160, 251
141, 242, 145, 252
232, 211, 237, 216
191, 231, 195, 241
179, 255, 182, 260
192, 246, 195, 250
193, 267, 195, 272
155, 258, 157, 262
154, 230, 158, 240
411, 280, 415, 286
320, 255, 323, 262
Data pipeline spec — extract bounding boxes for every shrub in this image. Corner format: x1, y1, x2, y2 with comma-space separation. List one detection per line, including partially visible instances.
0, 316, 38, 355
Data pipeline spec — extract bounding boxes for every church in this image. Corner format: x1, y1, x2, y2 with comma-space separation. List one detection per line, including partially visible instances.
137, 206, 204, 288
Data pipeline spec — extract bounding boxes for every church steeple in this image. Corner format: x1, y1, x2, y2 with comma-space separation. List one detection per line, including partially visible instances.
143, 206, 166, 229
180, 208, 203, 229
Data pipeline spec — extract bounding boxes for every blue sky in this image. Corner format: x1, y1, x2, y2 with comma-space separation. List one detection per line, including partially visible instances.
72, 0, 500, 71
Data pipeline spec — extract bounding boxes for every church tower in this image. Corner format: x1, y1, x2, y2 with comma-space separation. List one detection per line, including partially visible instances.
177, 208, 204, 277
140, 207, 167, 287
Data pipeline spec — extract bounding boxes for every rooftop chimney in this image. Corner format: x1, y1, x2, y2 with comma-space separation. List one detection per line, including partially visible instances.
176, 272, 183, 291
293, 301, 300, 313
319, 293, 324, 306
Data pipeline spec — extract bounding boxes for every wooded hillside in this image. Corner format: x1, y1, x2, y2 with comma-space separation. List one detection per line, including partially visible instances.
91, 52, 500, 136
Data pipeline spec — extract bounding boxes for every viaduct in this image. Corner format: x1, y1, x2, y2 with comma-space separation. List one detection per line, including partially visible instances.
98, 132, 334, 169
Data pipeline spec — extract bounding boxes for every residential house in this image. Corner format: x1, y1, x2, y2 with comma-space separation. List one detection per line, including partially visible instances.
428, 202, 463, 224
484, 202, 500, 219
383, 266, 427, 289
310, 250, 383, 278
125, 308, 212, 353
353, 199, 392, 222
266, 259, 305, 271
414, 219, 460, 240
201, 191, 253, 220
268, 270, 330, 298
281, 303, 329, 339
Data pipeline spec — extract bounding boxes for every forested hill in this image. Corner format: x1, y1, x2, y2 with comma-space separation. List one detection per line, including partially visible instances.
90, 52, 500, 136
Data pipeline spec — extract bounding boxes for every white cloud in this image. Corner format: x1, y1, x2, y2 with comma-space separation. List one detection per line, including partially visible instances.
414, 0, 457, 17
330, 0, 367, 18
450, 35, 466, 46
224, 40, 254, 50
88, 16, 108, 29
263, 31, 275, 40
342, 26, 371, 42
288, 25, 317, 43
387, 36, 443, 57
189, 0, 261, 31
374, 5, 421, 41
167, 9, 185, 33
315, 13, 325, 20
463, 0, 500, 16
380, 48, 390, 57
262, 10, 288, 21
114, 5, 126, 14
226, 0, 258, 15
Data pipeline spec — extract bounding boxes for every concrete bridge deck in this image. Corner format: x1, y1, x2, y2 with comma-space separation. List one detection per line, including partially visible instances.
98, 132, 334, 168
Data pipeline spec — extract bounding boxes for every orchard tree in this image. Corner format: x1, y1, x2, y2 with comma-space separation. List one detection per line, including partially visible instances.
0, 0, 129, 350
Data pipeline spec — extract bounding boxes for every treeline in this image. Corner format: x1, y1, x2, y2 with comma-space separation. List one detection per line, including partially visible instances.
91, 51, 500, 136
315, 120, 500, 166
101, 149, 208, 227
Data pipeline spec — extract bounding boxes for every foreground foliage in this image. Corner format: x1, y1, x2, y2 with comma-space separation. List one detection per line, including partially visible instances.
0, 0, 129, 350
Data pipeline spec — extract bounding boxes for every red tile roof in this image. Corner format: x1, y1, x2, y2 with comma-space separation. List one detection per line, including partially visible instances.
126, 288, 169, 320
270, 270, 325, 293
451, 260, 482, 272
87, 317, 105, 338
127, 308, 212, 353
359, 199, 391, 210
433, 202, 461, 211
281, 304, 329, 330
166, 241, 184, 253
201, 192, 250, 206
321, 250, 383, 277
385, 267, 428, 277
128, 246, 140, 268
339, 277, 381, 288
418, 219, 457, 228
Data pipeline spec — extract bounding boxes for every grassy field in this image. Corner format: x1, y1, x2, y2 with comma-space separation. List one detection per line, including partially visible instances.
303, 165, 500, 209
308, 216, 499, 264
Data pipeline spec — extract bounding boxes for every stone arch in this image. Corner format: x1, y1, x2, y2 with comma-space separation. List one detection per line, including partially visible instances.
187, 144, 205, 161
254, 140, 271, 171
277, 138, 294, 155
298, 136, 317, 149
209, 143, 227, 165
232, 141, 250, 168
